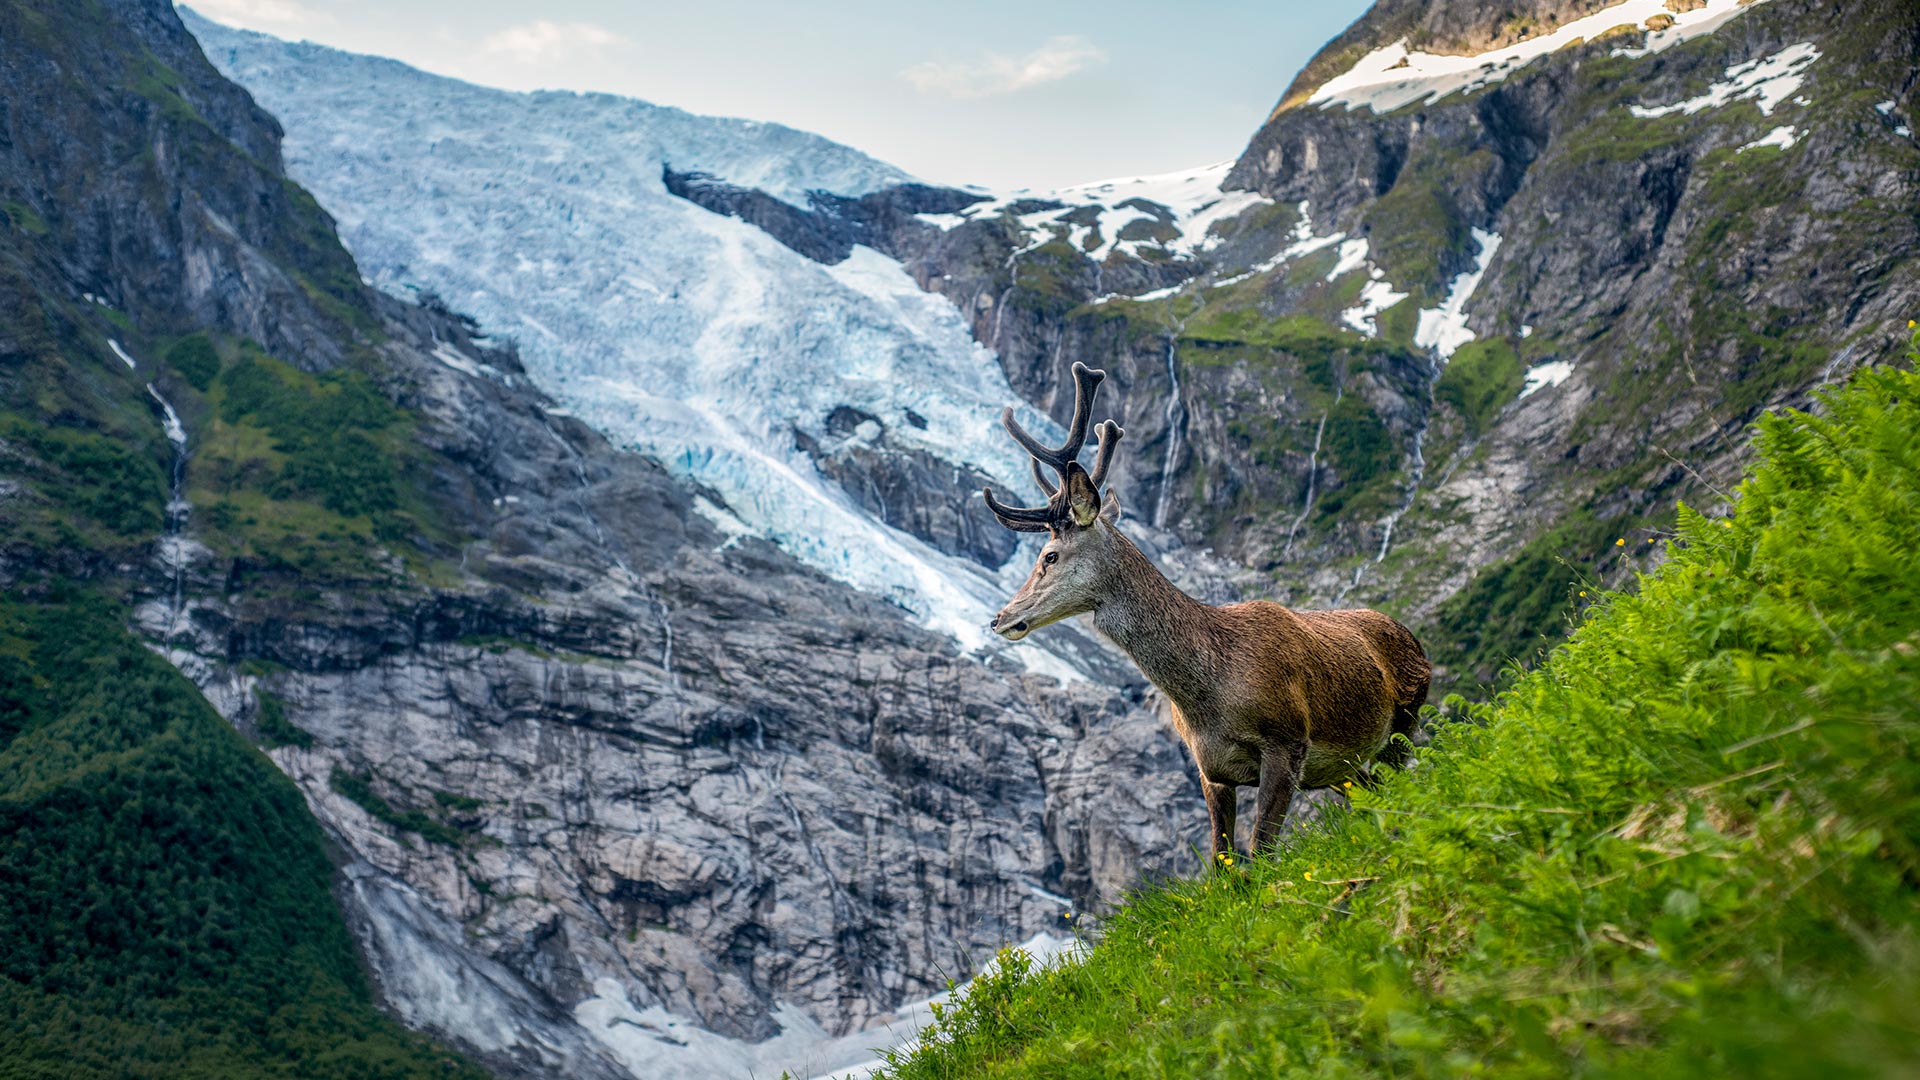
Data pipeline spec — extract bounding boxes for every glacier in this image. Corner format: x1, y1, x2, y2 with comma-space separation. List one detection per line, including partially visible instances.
182, 10, 1075, 664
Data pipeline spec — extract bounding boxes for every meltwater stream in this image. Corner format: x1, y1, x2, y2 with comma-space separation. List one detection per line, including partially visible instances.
146, 382, 190, 638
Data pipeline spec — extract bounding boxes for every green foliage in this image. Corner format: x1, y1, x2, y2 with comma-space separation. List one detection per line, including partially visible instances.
880, 358, 1920, 1079
2, 419, 165, 538
187, 344, 452, 582
164, 333, 219, 391
0, 593, 487, 1079
219, 352, 401, 520
253, 688, 312, 749
328, 768, 470, 849
1425, 510, 1643, 687
1, 200, 48, 237
1433, 338, 1524, 437
1314, 393, 1395, 520
1361, 149, 1495, 302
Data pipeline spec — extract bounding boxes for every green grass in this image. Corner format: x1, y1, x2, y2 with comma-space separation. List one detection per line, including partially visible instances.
327, 768, 472, 850
0, 593, 488, 1079
253, 688, 312, 749
183, 340, 457, 584
1, 200, 48, 237
879, 355, 1920, 1079
1434, 338, 1525, 438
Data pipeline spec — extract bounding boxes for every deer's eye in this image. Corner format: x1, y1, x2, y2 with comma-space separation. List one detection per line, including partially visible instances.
1043, 551, 1058, 565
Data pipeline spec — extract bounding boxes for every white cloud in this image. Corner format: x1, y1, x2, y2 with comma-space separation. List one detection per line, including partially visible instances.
184, 0, 325, 30
478, 20, 626, 63
902, 35, 1105, 99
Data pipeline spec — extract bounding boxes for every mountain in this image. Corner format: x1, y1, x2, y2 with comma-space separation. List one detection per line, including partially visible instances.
6, 0, 1916, 1077
2, 3, 1198, 1078
561, 0, 1919, 688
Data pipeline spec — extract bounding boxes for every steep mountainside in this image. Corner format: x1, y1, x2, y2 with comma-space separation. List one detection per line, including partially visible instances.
640, 0, 1918, 686
2, 3, 1197, 1078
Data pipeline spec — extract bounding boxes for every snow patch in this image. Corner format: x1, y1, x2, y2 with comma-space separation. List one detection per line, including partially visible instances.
1738, 125, 1800, 152
1628, 42, 1820, 119
1129, 282, 1184, 302
1414, 228, 1502, 361
1520, 360, 1574, 398
1313, 0, 1772, 114
1340, 278, 1409, 337
933, 160, 1270, 263
690, 495, 753, 549
430, 340, 507, 382
914, 211, 969, 230
1325, 237, 1370, 282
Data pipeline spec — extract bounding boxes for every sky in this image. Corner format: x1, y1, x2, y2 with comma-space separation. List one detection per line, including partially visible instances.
180, 0, 1375, 190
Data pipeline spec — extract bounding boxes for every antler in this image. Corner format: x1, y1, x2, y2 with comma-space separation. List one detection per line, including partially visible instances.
982, 361, 1125, 531
1001, 362, 1102, 473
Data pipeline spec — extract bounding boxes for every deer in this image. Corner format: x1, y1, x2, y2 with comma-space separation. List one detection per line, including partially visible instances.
983, 362, 1430, 866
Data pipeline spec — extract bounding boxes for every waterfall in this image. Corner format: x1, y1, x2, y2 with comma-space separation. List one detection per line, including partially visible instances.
146, 382, 190, 638
1283, 395, 1335, 557
1152, 336, 1186, 529
1335, 352, 1440, 605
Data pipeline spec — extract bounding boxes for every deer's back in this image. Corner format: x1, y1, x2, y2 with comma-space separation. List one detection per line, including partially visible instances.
1220, 602, 1430, 753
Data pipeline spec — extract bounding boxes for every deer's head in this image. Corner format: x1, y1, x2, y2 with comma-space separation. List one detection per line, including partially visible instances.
983, 362, 1125, 641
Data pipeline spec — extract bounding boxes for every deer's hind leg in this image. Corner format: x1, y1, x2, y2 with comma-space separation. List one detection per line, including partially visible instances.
1252, 739, 1307, 854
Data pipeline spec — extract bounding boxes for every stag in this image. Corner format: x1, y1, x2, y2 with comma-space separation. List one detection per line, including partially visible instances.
983, 363, 1430, 863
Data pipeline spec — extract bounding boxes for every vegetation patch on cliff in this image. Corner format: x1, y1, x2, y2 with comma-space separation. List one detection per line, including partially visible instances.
879, 355, 1920, 1079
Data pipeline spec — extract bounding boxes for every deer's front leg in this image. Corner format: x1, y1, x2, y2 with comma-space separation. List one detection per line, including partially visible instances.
1252, 739, 1307, 854
1202, 777, 1238, 866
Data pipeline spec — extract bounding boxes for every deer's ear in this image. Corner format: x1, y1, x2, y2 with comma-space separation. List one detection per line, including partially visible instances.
1064, 463, 1100, 528
1100, 489, 1121, 524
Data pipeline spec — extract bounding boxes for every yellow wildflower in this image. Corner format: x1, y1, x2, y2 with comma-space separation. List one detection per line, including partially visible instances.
1615, 538, 1626, 547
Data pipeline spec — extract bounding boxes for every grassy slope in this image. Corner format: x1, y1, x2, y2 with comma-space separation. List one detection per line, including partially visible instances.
879, 351, 1920, 1078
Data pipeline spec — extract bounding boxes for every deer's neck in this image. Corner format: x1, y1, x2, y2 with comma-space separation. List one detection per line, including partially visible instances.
1090, 528, 1223, 704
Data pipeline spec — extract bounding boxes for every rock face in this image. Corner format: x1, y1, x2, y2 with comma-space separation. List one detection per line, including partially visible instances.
168, 361, 1197, 1073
